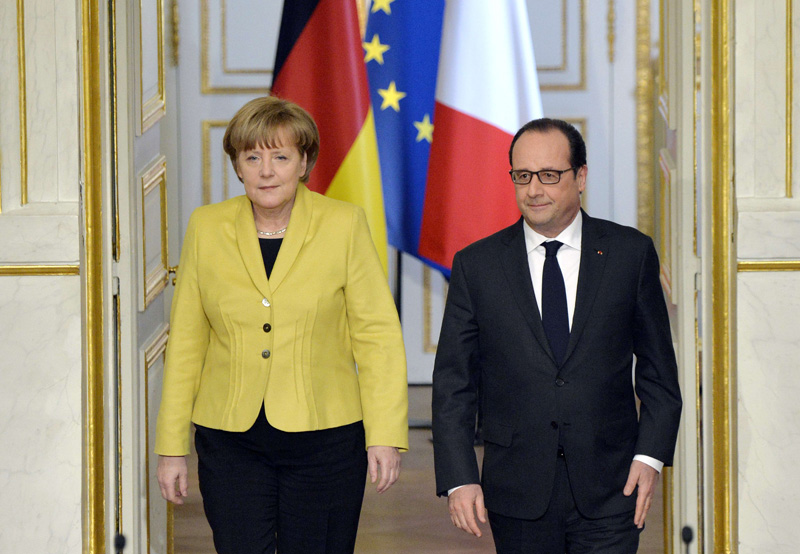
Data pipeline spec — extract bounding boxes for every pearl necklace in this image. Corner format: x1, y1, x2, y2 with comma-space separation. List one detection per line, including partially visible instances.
257, 227, 287, 237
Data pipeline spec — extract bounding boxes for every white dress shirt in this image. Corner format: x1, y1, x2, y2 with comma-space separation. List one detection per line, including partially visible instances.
522, 211, 582, 330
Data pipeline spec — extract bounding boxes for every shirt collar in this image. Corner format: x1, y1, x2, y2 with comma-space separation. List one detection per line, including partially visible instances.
523, 210, 583, 254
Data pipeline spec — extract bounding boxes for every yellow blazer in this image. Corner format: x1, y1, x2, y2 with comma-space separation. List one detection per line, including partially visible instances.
155, 184, 408, 456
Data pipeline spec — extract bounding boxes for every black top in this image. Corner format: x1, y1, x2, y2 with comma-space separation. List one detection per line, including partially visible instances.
258, 238, 283, 279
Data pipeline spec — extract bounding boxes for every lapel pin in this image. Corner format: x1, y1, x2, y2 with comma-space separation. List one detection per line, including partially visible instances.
596, 250, 603, 255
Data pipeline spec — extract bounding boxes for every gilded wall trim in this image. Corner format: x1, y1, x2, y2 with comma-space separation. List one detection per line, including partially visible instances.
737, 260, 800, 272
787, 0, 793, 199
220, 0, 271, 75
81, 0, 106, 550
114, 291, 123, 539
200, 0, 269, 94
139, 0, 166, 133
694, 3, 704, 549
111, 0, 120, 262
694, 0, 700, 257
171, 0, 179, 66
636, 0, 654, 236
17, 0, 27, 207
0, 265, 79, 276
694, 290, 704, 552
422, 266, 448, 354
141, 156, 169, 308
143, 324, 170, 554
422, 266, 436, 354
663, 466, 674, 554
607, 0, 615, 64
562, 118, 588, 207
658, 0, 668, 123
202, 119, 229, 205
540, 0, 586, 91
710, 0, 737, 550
537, 0, 568, 72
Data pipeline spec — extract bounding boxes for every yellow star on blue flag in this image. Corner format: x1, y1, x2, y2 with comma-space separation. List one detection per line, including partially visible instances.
371, 0, 395, 15
377, 81, 407, 112
363, 34, 390, 64
413, 114, 434, 143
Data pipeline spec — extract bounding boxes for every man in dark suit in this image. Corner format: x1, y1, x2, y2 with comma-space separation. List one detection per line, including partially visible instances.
432, 118, 682, 553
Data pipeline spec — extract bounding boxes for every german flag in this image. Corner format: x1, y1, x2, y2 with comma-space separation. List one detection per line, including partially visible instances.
272, 0, 388, 270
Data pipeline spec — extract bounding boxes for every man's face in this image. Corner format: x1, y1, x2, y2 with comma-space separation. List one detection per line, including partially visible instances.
511, 130, 586, 238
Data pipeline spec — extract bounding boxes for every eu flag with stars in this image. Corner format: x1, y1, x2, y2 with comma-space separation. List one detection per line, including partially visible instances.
364, 0, 445, 262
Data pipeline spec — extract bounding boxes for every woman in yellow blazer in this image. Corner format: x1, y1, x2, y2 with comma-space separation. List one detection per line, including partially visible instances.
155, 96, 408, 554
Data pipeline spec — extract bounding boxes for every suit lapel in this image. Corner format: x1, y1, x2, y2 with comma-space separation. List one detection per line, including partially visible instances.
235, 196, 273, 299
564, 211, 608, 363
268, 184, 311, 293
499, 219, 554, 360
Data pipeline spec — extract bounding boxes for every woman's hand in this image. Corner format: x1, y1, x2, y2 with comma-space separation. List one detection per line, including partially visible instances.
367, 446, 401, 493
157, 455, 189, 504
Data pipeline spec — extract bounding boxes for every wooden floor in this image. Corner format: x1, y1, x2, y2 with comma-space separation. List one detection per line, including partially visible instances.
174, 386, 664, 553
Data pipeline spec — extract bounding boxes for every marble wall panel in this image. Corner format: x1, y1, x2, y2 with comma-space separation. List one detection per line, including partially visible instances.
735, 0, 756, 196
737, 272, 800, 554
737, 210, 800, 259
752, 1, 786, 197
0, 0, 23, 209
0, 207, 79, 264
25, 0, 60, 203
54, 0, 79, 202
0, 276, 81, 553
735, 0, 788, 198
0, 0, 80, 207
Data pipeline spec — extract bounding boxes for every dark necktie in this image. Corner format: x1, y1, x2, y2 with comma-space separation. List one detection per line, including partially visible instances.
542, 241, 569, 364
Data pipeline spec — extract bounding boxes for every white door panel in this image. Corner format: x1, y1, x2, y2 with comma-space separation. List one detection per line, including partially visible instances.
115, 0, 175, 551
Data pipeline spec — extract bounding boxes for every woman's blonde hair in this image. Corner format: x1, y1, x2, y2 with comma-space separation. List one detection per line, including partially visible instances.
222, 96, 320, 183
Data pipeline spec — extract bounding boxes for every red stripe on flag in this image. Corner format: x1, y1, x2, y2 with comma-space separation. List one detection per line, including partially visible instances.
271, 0, 370, 194
419, 102, 520, 268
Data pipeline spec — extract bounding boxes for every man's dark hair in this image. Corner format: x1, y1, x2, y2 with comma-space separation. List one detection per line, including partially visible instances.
508, 118, 587, 172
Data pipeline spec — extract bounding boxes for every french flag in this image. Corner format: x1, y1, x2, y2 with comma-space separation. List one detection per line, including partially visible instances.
418, 0, 543, 272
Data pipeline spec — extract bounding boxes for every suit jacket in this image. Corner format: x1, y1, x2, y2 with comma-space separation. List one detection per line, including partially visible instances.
155, 184, 408, 456
432, 211, 682, 520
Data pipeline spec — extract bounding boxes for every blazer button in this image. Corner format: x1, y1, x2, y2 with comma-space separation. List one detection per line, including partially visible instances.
263, 323, 272, 332
555, 378, 565, 387
551, 421, 559, 429
262, 298, 270, 307
261, 350, 271, 359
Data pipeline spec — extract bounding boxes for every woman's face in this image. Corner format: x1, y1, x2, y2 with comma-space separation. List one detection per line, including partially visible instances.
236, 132, 307, 215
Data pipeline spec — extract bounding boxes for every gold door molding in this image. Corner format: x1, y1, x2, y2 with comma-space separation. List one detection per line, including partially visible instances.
710, 0, 737, 550
81, 0, 106, 550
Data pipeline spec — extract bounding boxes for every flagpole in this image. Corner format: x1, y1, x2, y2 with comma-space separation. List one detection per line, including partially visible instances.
394, 250, 403, 320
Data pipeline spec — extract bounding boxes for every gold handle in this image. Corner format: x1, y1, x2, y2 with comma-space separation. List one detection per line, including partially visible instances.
168, 265, 179, 285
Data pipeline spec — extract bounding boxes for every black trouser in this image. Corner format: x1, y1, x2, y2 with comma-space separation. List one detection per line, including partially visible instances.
489, 451, 641, 554
194, 406, 368, 554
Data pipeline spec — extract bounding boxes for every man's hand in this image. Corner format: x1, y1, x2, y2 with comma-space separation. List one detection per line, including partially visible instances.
448, 484, 487, 537
157, 455, 189, 505
367, 446, 401, 493
623, 459, 660, 528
